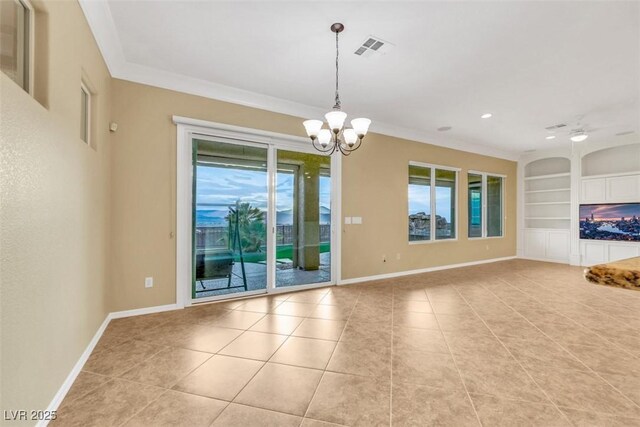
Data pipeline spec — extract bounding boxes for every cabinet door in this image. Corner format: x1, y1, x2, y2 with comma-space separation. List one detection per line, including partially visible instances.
546, 231, 569, 260
606, 175, 640, 202
608, 244, 640, 262
581, 241, 605, 266
524, 230, 546, 258
581, 179, 605, 203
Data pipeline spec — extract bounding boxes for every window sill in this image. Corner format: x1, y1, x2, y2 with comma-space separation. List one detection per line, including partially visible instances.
409, 238, 459, 245
468, 236, 504, 240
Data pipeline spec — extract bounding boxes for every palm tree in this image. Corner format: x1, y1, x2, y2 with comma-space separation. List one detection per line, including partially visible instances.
226, 202, 266, 253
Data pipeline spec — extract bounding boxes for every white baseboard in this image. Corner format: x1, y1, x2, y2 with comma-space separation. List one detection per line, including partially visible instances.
43, 257, 529, 424
517, 256, 569, 265
37, 315, 111, 427
39, 303, 182, 426
109, 303, 182, 319
338, 255, 518, 285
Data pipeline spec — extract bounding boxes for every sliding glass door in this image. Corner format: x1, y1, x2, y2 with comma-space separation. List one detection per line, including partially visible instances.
193, 138, 269, 299
275, 150, 331, 288
192, 137, 333, 301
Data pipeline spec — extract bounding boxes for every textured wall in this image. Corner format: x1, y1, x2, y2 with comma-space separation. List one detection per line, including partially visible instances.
0, 0, 112, 420
110, 79, 517, 311
340, 133, 517, 279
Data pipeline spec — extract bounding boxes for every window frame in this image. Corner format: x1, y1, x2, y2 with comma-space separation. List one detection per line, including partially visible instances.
80, 81, 91, 145
0, 0, 35, 94
467, 170, 506, 239
408, 161, 460, 245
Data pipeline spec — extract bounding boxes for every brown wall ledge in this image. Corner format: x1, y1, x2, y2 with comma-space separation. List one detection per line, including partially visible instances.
584, 256, 640, 291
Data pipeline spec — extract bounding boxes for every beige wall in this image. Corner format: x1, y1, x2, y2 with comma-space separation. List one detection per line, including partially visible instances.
1, 2, 516, 414
110, 79, 516, 311
0, 0, 112, 420
341, 135, 516, 279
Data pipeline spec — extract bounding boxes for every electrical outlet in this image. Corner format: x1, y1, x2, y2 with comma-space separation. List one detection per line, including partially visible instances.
145, 277, 153, 288
396, 253, 401, 260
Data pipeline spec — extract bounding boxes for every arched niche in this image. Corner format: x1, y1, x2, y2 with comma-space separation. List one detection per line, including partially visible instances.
524, 157, 570, 178
582, 143, 640, 177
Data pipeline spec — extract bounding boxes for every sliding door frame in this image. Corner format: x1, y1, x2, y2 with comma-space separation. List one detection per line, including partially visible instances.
174, 116, 342, 307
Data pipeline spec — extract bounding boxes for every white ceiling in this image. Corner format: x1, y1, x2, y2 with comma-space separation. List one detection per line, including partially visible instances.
80, 1, 640, 160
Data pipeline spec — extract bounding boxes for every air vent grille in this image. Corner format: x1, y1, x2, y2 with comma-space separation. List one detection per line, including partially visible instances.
354, 36, 391, 57
545, 123, 567, 131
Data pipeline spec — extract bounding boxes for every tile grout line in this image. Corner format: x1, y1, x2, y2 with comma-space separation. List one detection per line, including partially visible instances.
423, 288, 484, 427
301, 289, 362, 424
509, 271, 640, 361
450, 284, 575, 425
389, 289, 395, 427
489, 276, 640, 413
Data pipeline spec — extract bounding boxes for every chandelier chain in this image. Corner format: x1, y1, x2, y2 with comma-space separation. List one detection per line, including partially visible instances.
334, 29, 341, 110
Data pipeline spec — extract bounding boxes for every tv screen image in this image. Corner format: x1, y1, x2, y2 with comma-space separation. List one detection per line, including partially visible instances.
579, 203, 640, 242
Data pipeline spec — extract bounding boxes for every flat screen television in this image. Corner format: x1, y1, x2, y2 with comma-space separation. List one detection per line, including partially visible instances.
579, 203, 640, 242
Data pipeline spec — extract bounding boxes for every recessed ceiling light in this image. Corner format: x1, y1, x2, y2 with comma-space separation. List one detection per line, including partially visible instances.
437, 126, 452, 132
570, 132, 588, 142
481, 113, 492, 119
545, 135, 556, 140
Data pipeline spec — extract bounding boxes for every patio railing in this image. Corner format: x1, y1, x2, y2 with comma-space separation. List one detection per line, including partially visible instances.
195, 224, 331, 249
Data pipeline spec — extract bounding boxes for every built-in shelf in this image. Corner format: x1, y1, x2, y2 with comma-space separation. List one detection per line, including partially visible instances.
525, 202, 571, 206
581, 170, 640, 179
523, 157, 572, 262
524, 188, 571, 194
524, 172, 571, 181
525, 217, 571, 220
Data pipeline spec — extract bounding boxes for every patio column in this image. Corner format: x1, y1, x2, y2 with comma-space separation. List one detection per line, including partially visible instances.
299, 163, 320, 271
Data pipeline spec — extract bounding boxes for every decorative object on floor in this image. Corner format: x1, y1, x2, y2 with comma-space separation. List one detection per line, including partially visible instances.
584, 256, 640, 291
303, 23, 371, 156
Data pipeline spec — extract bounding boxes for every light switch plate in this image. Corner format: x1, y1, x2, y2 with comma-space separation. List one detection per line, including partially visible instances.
352, 217, 362, 224
145, 277, 153, 288
344, 217, 352, 224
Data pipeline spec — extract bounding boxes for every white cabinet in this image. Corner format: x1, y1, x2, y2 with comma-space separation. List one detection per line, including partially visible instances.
547, 231, 570, 260
581, 241, 606, 265
524, 229, 546, 259
580, 174, 640, 203
606, 175, 640, 202
608, 243, 640, 262
524, 229, 570, 262
580, 240, 640, 266
581, 179, 605, 203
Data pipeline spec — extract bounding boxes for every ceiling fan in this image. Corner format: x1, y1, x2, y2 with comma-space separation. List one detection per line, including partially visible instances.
545, 115, 602, 143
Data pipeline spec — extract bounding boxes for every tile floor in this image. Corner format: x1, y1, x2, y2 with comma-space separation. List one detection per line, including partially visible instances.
53, 260, 640, 426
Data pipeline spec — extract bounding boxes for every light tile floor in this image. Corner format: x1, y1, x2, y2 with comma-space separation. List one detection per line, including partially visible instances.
53, 260, 640, 426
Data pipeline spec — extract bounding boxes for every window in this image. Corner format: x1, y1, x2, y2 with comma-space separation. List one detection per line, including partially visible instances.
468, 173, 483, 238
80, 82, 91, 144
0, 0, 32, 92
408, 162, 458, 242
467, 172, 505, 238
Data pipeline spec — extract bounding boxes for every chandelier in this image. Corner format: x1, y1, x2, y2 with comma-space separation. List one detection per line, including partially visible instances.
303, 23, 371, 156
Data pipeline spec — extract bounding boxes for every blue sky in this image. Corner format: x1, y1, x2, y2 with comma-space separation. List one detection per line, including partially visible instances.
196, 165, 330, 213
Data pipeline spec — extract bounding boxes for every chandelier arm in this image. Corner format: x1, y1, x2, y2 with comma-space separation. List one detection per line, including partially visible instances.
346, 138, 363, 152
310, 138, 337, 154
337, 143, 352, 156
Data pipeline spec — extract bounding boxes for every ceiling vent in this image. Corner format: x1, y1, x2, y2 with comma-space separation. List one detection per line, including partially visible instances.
545, 123, 567, 131
354, 36, 393, 57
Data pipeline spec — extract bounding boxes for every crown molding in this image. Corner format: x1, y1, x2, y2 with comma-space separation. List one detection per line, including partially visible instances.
78, 0, 519, 161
